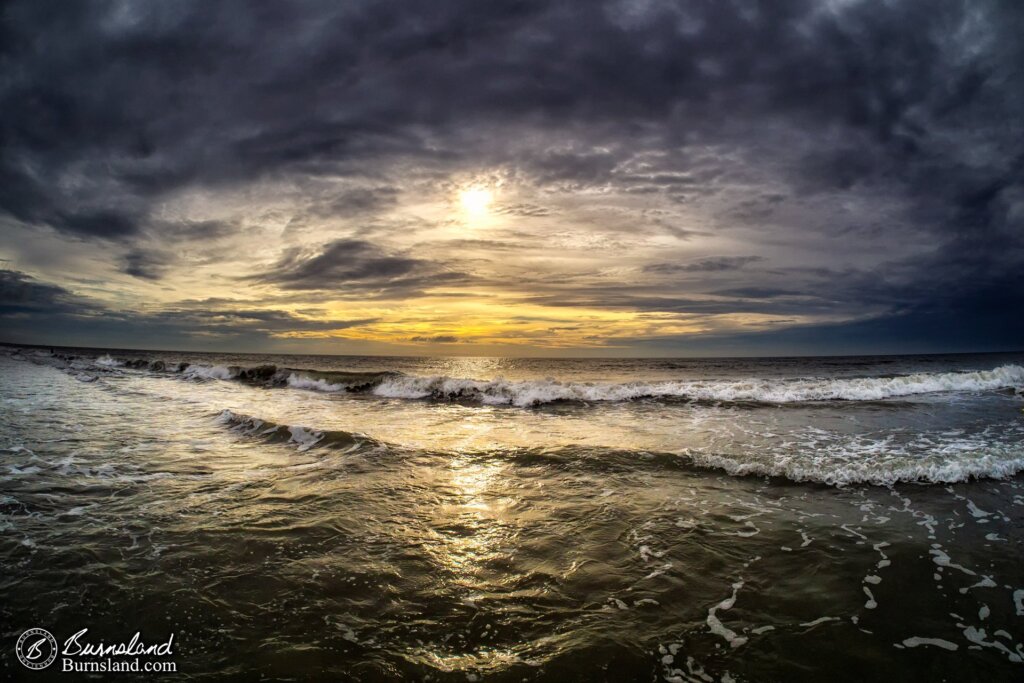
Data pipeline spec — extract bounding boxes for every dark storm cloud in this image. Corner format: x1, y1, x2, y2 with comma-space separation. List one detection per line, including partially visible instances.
162, 219, 239, 242
409, 335, 460, 344
0, 269, 374, 345
0, 269, 99, 316
712, 287, 801, 299
304, 187, 402, 220
7, 0, 1016, 223
252, 238, 469, 297
57, 210, 141, 239
644, 256, 764, 274
142, 308, 376, 335
121, 248, 174, 280
258, 239, 418, 286
0, 0, 1022, 350
529, 148, 620, 186
117, 218, 240, 279
524, 290, 839, 317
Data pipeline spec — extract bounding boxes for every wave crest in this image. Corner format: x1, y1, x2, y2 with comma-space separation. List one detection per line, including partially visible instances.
216, 409, 380, 452
371, 365, 1024, 406
212, 410, 1024, 485
90, 353, 1024, 407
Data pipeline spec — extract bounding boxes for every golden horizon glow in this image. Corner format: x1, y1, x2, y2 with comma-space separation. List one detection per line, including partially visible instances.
3, 168, 868, 356
270, 293, 830, 351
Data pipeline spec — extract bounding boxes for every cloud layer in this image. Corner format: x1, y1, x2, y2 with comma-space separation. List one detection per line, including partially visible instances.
1, 0, 1021, 354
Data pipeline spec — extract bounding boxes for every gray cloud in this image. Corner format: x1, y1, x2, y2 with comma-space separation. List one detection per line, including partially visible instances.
122, 248, 174, 280
409, 335, 460, 343
493, 203, 552, 218
0, 269, 98, 316
0, 0, 1021, 352
0, 269, 374, 345
304, 186, 402, 220
712, 287, 801, 299
257, 240, 419, 287
644, 256, 764, 274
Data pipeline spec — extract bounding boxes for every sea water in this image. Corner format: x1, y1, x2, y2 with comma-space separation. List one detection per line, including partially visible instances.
1, 345, 1022, 680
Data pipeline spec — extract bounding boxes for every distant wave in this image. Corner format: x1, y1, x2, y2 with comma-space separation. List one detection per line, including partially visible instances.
367, 366, 1024, 406
87, 355, 1024, 407
173, 363, 397, 390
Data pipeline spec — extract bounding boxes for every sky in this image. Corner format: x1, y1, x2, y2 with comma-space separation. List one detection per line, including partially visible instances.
1, 0, 1022, 357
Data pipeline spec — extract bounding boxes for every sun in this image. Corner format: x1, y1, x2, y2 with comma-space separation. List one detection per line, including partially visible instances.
459, 186, 492, 216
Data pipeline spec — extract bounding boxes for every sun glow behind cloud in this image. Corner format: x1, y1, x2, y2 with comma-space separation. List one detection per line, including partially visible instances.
0, 158, 889, 356
459, 186, 493, 219
2, 1, 1022, 355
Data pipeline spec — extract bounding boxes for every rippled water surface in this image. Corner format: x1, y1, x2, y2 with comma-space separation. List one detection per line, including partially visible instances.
2, 345, 1023, 681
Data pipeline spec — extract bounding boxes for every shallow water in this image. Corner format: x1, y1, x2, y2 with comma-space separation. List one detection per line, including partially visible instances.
1, 345, 1023, 681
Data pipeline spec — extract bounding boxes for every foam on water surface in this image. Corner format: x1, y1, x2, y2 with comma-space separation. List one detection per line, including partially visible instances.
369, 364, 1024, 406
3, 347, 1024, 680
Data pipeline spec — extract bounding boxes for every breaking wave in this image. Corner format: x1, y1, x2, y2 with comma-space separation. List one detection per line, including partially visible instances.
213, 410, 1024, 486
216, 410, 382, 453
368, 365, 1024, 406
150, 361, 397, 391
92, 355, 1024, 407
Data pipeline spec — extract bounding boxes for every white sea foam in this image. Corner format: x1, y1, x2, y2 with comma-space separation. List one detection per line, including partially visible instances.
684, 423, 1024, 486
687, 448, 1024, 486
863, 586, 877, 609
966, 500, 991, 518
106, 351, 1023, 408
706, 581, 748, 648
286, 373, 346, 393
929, 545, 976, 576
288, 426, 324, 451
961, 626, 1024, 662
222, 369, 1024, 485
901, 637, 958, 651
371, 364, 1024, 406
184, 364, 237, 380
7, 465, 41, 476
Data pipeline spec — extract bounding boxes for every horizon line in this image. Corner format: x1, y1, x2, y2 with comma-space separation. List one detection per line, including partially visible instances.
4, 340, 1022, 363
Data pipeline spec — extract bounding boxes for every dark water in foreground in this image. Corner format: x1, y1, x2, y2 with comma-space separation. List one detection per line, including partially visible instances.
1, 345, 1023, 681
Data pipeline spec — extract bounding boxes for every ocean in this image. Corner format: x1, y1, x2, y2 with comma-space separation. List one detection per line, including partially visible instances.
1, 344, 1023, 681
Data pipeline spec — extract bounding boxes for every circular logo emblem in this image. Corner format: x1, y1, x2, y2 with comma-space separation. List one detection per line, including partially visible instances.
16, 629, 58, 670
